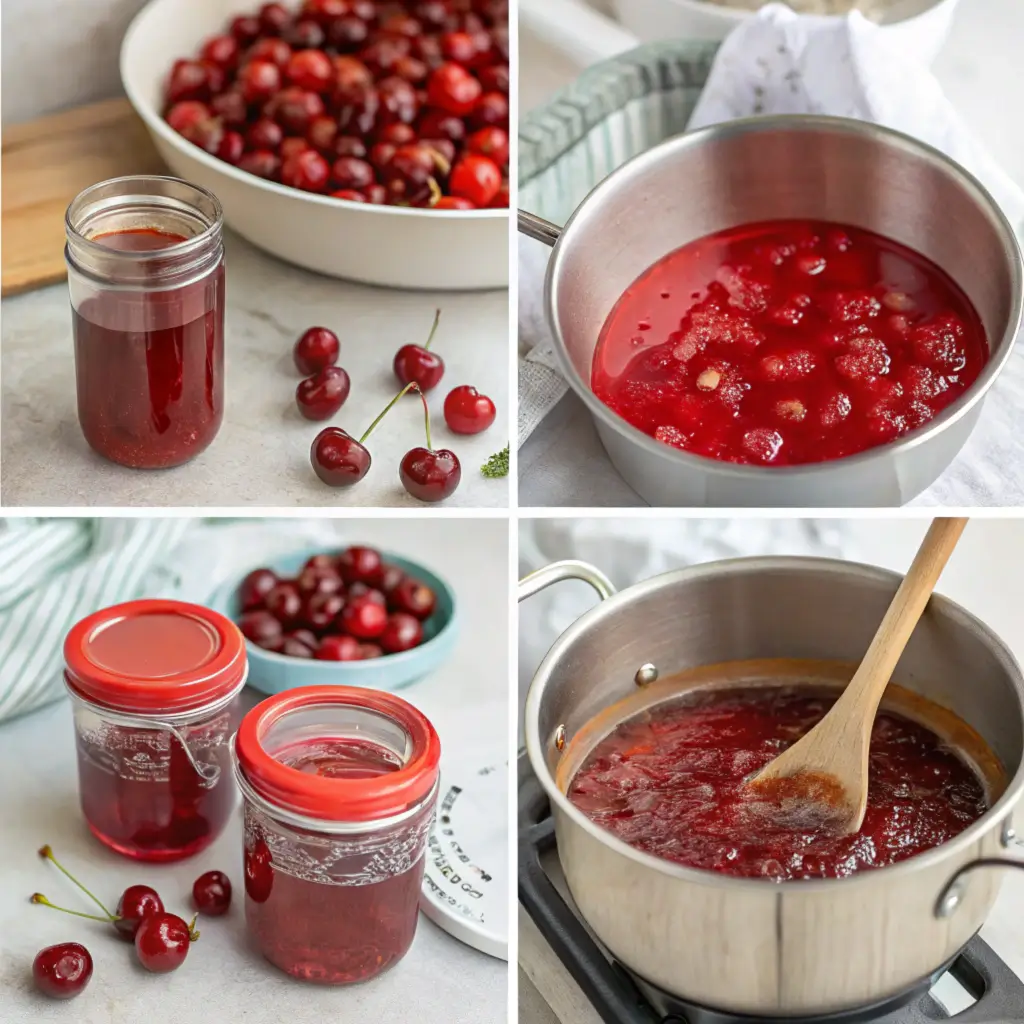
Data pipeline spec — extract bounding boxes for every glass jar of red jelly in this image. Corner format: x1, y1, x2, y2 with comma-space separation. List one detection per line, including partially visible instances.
233, 686, 441, 984
65, 176, 226, 469
63, 599, 246, 862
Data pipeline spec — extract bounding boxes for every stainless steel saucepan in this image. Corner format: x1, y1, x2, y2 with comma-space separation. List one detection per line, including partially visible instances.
519, 556, 1024, 1016
519, 115, 1023, 507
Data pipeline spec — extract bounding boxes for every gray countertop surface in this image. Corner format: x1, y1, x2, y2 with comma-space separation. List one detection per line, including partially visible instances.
1, 232, 510, 508
0, 517, 509, 1024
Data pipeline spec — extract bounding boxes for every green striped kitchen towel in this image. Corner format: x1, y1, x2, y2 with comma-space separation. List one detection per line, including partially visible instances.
0, 518, 193, 724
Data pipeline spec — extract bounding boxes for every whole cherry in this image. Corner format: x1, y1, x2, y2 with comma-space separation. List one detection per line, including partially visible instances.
240, 567, 278, 610
311, 428, 372, 487
400, 386, 461, 502
114, 885, 165, 940
192, 870, 232, 916
391, 576, 437, 619
294, 326, 340, 375
316, 634, 363, 660
244, 838, 273, 904
380, 612, 424, 653
340, 593, 388, 638
379, 562, 406, 595
265, 581, 303, 626
238, 610, 283, 646
33, 943, 93, 1000
296, 366, 351, 421
444, 385, 496, 435
394, 308, 445, 392
304, 591, 345, 631
135, 912, 199, 973
337, 545, 382, 585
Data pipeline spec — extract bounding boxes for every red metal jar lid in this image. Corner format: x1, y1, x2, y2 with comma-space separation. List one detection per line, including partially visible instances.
235, 685, 441, 823
64, 599, 247, 714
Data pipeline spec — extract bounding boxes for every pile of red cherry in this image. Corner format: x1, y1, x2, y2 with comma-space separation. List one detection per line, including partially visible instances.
31, 845, 231, 998
237, 544, 439, 659
294, 310, 497, 502
163, 0, 509, 210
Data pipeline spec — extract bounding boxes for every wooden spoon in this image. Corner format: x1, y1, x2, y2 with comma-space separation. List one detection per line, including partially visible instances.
748, 517, 969, 835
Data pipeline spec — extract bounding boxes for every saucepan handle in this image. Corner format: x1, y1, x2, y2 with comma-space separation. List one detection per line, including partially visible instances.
518, 559, 616, 604
935, 822, 1024, 918
518, 209, 563, 248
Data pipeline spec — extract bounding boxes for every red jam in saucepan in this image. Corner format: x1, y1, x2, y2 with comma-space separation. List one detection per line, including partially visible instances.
236, 686, 440, 985
568, 687, 988, 880
591, 220, 988, 466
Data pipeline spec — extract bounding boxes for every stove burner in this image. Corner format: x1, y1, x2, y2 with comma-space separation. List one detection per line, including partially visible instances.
518, 755, 1024, 1024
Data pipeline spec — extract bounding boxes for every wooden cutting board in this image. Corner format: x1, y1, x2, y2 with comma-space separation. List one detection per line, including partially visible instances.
2, 98, 167, 297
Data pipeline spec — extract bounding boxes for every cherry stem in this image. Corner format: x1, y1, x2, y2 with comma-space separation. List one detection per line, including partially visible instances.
414, 384, 432, 451
422, 308, 441, 352
37, 845, 114, 918
188, 914, 201, 942
32, 893, 114, 923
358, 382, 416, 445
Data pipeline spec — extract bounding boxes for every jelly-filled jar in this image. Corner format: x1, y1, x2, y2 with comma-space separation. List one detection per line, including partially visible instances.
64, 600, 246, 861
234, 686, 441, 984
65, 176, 226, 469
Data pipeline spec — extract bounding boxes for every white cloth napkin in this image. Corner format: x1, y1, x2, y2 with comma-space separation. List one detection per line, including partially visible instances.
519, 5, 1024, 506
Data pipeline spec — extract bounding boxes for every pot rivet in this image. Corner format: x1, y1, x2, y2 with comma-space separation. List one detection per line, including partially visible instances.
938, 890, 961, 918
554, 725, 566, 752
1003, 822, 1018, 846
634, 663, 659, 687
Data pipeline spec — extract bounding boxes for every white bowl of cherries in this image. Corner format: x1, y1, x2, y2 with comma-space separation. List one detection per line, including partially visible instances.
121, 0, 509, 290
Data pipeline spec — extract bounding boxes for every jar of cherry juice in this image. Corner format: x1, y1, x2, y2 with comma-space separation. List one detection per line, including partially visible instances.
64, 600, 246, 861
233, 686, 441, 984
65, 176, 225, 469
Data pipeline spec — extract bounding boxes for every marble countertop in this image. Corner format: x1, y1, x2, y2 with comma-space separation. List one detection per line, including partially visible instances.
519, 0, 1024, 508
0, 517, 509, 1024
1, 232, 509, 508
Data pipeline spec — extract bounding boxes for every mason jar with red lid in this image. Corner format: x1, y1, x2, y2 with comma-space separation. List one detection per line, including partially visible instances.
233, 686, 441, 984
63, 599, 247, 862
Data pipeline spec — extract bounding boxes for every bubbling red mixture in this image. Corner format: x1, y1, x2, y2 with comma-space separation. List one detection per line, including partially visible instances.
73, 228, 224, 470
245, 736, 427, 984
568, 688, 988, 880
592, 220, 988, 466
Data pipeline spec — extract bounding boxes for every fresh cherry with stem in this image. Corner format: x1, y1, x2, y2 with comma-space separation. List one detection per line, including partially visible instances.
33, 943, 93, 999
35, 845, 164, 941
135, 912, 200, 973
310, 381, 416, 487
192, 870, 232, 916
399, 386, 462, 502
393, 308, 445, 392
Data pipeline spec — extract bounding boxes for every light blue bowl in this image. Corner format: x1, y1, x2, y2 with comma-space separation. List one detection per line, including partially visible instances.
207, 546, 458, 697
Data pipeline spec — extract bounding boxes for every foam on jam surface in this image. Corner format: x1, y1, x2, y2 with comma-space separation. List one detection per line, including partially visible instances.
245, 735, 423, 984
592, 220, 988, 466
568, 687, 988, 880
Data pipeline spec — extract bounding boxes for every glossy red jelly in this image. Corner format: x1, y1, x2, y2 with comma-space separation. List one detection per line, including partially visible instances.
66, 177, 225, 470
64, 600, 246, 862
236, 687, 440, 984
592, 220, 988, 466
569, 687, 988, 880
73, 229, 224, 469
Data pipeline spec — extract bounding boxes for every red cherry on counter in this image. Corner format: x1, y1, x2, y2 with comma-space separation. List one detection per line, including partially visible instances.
297, 366, 351, 421
135, 912, 199, 973
311, 428, 371, 487
33, 943, 93, 999
393, 308, 444, 391
294, 326, 340, 375
114, 885, 165, 940
400, 447, 461, 502
192, 871, 232, 916
444, 385, 496, 434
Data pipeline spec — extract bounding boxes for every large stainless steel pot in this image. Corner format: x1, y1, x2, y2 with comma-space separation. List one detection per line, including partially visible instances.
520, 556, 1024, 1016
519, 115, 1023, 507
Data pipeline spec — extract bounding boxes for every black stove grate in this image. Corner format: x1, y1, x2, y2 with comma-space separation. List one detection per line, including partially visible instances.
518, 756, 1024, 1024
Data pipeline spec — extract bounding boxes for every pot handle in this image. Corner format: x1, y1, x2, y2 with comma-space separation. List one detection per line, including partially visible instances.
518, 209, 562, 248
935, 824, 1024, 918
518, 559, 616, 604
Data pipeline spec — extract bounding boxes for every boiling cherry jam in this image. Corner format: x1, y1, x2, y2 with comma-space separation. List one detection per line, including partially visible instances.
569, 687, 988, 880
236, 687, 441, 986
66, 177, 225, 470
64, 600, 247, 862
592, 220, 988, 466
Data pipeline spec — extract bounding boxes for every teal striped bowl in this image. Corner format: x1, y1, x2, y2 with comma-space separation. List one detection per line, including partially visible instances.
207, 547, 458, 697
520, 39, 720, 226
